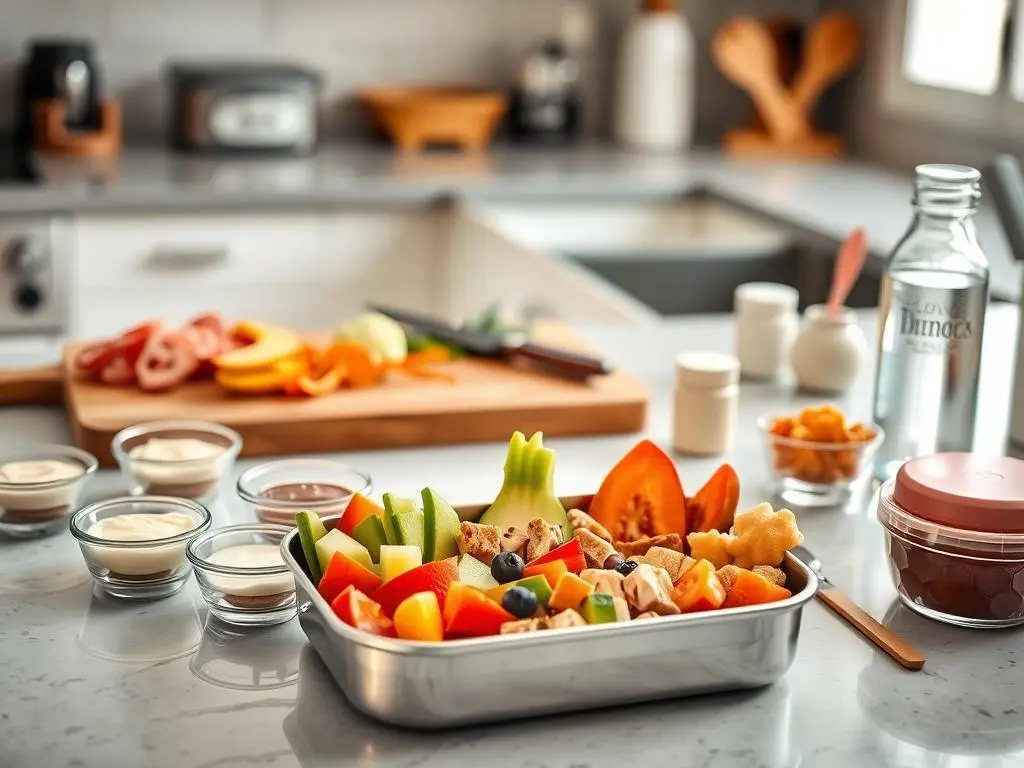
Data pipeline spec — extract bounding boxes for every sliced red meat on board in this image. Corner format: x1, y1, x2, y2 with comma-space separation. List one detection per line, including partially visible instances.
136, 330, 200, 391
99, 354, 136, 386
73, 341, 120, 378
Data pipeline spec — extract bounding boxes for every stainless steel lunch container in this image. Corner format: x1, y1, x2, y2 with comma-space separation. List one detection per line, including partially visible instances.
281, 495, 818, 729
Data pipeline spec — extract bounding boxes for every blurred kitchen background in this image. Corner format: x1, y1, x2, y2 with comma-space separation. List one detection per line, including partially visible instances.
0, 0, 1022, 347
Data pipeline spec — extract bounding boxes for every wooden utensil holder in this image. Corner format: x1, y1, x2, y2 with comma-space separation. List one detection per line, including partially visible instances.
713, 13, 861, 160
33, 99, 122, 158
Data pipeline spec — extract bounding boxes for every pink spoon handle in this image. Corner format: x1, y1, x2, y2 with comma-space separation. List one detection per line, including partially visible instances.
827, 227, 868, 316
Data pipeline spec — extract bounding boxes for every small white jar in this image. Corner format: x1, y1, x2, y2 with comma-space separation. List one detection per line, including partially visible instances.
791, 304, 868, 394
673, 351, 740, 456
734, 282, 799, 380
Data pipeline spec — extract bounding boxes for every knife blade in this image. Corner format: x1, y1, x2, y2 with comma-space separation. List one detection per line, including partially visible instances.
368, 305, 613, 378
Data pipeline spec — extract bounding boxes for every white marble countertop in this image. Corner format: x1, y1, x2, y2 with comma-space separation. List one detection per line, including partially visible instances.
3, 144, 1021, 301
2, 306, 1023, 768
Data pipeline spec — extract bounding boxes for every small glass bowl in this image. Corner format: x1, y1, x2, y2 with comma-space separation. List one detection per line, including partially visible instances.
0, 445, 98, 538
758, 413, 885, 508
187, 524, 297, 627
236, 459, 371, 526
111, 420, 242, 505
70, 496, 212, 600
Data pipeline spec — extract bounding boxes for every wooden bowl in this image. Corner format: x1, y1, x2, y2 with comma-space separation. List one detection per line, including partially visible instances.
359, 86, 508, 152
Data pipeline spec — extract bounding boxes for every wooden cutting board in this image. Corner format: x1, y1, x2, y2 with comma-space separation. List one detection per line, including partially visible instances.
2, 324, 647, 467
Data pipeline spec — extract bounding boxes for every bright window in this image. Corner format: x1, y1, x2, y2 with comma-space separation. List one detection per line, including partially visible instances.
902, 0, 1008, 95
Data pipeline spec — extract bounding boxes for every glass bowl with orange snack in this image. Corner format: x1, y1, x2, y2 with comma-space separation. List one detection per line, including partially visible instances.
758, 405, 884, 508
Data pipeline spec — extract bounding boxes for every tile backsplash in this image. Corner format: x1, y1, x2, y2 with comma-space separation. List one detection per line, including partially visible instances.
0, 0, 584, 142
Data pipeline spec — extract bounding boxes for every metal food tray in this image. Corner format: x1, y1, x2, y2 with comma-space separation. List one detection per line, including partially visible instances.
281, 494, 819, 729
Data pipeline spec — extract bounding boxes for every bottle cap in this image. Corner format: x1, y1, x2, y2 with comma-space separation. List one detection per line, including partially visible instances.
734, 282, 799, 315
676, 351, 740, 387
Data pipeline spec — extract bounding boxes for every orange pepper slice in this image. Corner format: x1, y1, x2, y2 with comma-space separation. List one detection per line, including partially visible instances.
394, 347, 457, 384
296, 363, 348, 397
322, 342, 384, 388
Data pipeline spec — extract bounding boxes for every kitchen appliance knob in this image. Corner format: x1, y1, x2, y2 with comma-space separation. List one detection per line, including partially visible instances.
5, 238, 48, 276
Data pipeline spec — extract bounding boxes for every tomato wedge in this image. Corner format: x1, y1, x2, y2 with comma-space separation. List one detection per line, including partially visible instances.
135, 330, 199, 391
687, 464, 740, 534
331, 586, 395, 637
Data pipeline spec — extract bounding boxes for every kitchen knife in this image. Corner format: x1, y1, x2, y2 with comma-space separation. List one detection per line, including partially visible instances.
791, 545, 925, 671
368, 305, 614, 378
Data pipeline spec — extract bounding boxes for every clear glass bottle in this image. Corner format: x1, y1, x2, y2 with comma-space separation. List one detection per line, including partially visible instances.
872, 164, 989, 481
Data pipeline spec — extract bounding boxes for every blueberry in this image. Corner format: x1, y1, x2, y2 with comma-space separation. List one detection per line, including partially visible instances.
614, 560, 639, 577
491, 551, 525, 584
603, 554, 625, 570
502, 586, 538, 619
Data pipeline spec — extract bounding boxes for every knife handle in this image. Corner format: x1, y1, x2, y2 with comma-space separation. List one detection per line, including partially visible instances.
816, 587, 926, 670
506, 342, 612, 379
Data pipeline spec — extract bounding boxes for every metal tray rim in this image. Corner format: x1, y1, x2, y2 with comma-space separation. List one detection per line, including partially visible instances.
282, 513, 819, 657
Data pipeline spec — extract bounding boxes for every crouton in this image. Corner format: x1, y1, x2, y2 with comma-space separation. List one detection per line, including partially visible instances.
458, 521, 502, 565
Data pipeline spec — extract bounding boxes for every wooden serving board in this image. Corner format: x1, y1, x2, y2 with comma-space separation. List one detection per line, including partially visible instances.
47, 324, 647, 467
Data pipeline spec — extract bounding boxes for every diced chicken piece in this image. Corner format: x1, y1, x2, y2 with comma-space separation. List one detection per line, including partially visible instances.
612, 596, 632, 621
580, 568, 626, 601
500, 526, 529, 559
526, 517, 563, 562
549, 609, 587, 629
641, 547, 695, 584
575, 528, 617, 569
715, 564, 745, 594
753, 565, 787, 587
458, 521, 502, 566
567, 508, 613, 543
634, 611, 660, 620
622, 563, 680, 616
500, 617, 550, 634
615, 533, 683, 558
687, 530, 735, 569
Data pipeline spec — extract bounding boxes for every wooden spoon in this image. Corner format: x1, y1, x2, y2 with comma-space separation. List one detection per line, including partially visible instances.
827, 227, 868, 317
791, 12, 862, 113
712, 16, 810, 143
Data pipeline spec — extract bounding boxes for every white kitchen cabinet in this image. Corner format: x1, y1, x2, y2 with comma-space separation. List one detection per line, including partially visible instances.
70, 210, 442, 337
445, 204, 660, 326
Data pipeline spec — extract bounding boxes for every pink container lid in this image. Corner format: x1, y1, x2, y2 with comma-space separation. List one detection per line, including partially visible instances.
893, 453, 1024, 534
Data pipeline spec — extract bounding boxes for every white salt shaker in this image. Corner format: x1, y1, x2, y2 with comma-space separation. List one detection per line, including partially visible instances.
673, 351, 740, 456
790, 304, 868, 394
734, 282, 799, 380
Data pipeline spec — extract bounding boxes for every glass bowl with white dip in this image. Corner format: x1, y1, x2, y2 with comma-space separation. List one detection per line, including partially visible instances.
187, 524, 297, 627
111, 420, 242, 505
70, 496, 212, 600
236, 459, 371, 526
0, 445, 98, 538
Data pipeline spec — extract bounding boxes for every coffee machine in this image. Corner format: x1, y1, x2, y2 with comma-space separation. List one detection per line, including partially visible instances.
15, 38, 119, 158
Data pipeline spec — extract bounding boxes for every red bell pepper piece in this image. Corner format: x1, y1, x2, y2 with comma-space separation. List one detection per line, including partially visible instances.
372, 557, 459, 617
331, 585, 395, 637
526, 537, 586, 574
443, 582, 514, 638
318, 551, 382, 603
338, 492, 384, 537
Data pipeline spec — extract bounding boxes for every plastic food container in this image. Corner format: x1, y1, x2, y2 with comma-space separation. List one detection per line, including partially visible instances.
0, 445, 97, 538
877, 453, 1024, 628
187, 524, 296, 627
759, 413, 884, 508
280, 494, 818, 729
111, 420, 242, 505
70, 496, 212, 600
236, 459, 371, 526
